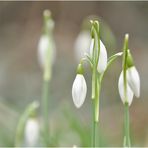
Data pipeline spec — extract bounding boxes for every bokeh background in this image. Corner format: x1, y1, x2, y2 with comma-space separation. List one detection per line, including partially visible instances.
0, 1, 147, 147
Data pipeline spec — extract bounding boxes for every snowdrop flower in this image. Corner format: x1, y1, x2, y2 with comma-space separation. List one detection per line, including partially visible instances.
90, 38, 107, 73
118, 71, 134, 106
74, 31, 91, 62
72, 74, 87, 108
72, 64, 87, 108
38, 34, 56, 69
127, 66, 140, 97
118, 66, 140, 106
97, 40, 107, 73
25, 118, 39, 146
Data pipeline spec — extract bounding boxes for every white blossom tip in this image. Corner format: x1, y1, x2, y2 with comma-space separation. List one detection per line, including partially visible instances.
127, 66, 140, 98
72, 74, 87, 108
25, 118, 39, 146
97, 40, 107, 73
118, 71, 134, 106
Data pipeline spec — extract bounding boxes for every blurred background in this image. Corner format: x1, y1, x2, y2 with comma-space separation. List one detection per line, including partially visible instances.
0, 1, 147, 147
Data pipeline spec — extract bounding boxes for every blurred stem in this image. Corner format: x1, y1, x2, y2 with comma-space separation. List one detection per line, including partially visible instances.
42, 77, 50, 146
124, 103, 131, 147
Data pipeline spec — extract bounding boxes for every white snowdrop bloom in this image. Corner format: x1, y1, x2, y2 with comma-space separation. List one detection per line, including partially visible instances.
97, 40, 107, 73
25, 118, 39, 146
118, 71, 134, 106
74, 31, 91, 62
89, 38, 95, 56
127, 66, 140, 98
72, 74, 87, 108
89, 39, 107, 73
38, 35, 56, 69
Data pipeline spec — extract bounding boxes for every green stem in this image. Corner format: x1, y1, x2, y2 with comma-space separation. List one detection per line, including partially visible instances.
92, 100, 99, 148
91, 67, 100, 147
91, 21, 101, 148
91, 99, 95, 147
42, 78, 50, 146
124, 102, 131, 147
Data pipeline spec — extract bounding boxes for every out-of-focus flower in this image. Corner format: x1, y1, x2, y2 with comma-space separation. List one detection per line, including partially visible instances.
25, 118, 39, 146
37, 34, 56, 69
72, 74, 87, 108
74, 31, 91, 62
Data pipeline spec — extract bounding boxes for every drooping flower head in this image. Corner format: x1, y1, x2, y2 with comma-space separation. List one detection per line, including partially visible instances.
89, 37, 107, 73
25, 117, 39, 146
118, 34, 140, 106
72, 64, 87, 108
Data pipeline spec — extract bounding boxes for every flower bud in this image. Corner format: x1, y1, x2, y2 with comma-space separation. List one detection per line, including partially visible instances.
97, 40, 107, 73
25, 118, 39, 146
127, 66, 140, 97
72, 74, 87, 108
118, 71, 134, 106
37, 34, 56, 69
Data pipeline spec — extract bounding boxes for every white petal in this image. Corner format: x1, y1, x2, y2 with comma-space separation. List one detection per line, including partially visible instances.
72, 74, 87, 108
97, 40, 107, 73
38, 35, 56, 68
118, 71, 134, 106
127, 66, 140, 97
89, 38, 95, 57
74, 31, 91, 62
25, 118, 39, 146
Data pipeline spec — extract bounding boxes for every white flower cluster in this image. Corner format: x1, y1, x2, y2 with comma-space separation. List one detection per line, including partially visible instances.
72, 31, 107, 108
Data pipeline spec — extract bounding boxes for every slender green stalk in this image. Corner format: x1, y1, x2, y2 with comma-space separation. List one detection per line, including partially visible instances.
91, 21, 100, 148
124, 102, 131, 147
91, 64, 101, 148
92, 100, 99, 148
91, 99, 95, 147
123, 34, 131, 147
42, 77, 50, 146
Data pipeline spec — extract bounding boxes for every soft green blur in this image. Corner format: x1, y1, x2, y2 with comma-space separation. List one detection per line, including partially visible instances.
0, 2, 147, 147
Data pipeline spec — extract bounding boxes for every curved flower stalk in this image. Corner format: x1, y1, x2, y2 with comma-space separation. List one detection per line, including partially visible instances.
25, 117, 39, 146
72, 20, 123, 147
118, 34, 140, 147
